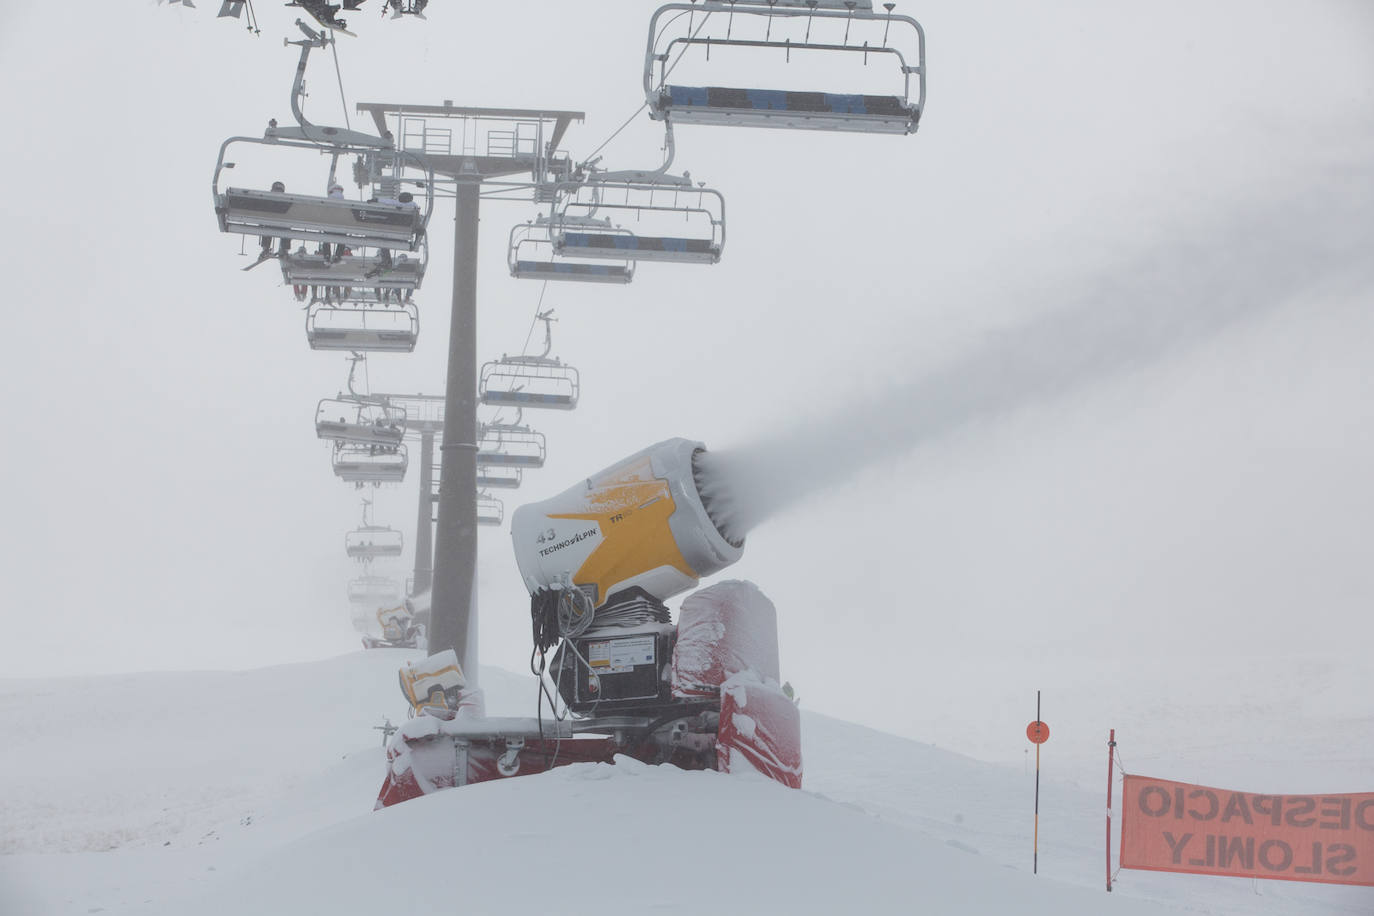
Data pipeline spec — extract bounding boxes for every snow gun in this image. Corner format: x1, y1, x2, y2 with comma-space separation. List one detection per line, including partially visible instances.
375, 438, 802, 808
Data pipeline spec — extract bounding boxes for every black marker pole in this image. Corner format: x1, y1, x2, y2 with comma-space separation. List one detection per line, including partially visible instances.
1034, 689, 1041, 875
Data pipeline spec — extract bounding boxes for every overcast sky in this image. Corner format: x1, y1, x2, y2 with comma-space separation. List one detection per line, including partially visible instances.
1, 1, 1370, 773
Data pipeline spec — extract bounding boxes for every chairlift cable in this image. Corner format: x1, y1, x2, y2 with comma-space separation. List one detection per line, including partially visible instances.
330, 36, 352, 132
580, 10, 713, 167
519, 281, 550, 357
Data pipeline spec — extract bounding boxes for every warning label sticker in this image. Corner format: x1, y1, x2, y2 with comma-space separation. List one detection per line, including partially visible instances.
586, 636, 656, 674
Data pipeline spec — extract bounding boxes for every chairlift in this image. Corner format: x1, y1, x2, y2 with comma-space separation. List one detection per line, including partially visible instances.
644, 1, 926, 135
476, 422, 547, 468
476, 465, 523, 490
477, 492, 505, 527
508, 220, 634, 284
479, 356, 581, 410
552, 175, 725, 265
316, 398, 407, 446
305, 300, 419, 353
346, 524, 405, 560
479, 311, 580, 410
333, 441, 409, 483
281, 237, 428, 291
215, 151, 430, 252
212, 24, 435, 253
348, 575, 402, 605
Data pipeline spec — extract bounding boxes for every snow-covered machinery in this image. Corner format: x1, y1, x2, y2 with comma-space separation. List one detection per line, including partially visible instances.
376, 438, 801, 808
361, 603, 423, 650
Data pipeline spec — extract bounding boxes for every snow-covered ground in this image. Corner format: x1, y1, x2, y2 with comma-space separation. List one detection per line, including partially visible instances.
1, 651, 1368, 915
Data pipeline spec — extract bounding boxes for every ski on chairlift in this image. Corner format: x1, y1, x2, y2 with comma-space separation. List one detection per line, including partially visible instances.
644, 1, 926, 135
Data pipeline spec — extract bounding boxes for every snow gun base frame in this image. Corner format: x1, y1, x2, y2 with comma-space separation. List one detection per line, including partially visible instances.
376, 582, 802, 807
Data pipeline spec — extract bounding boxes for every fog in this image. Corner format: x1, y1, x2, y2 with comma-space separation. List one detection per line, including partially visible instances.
1, 0, 1370, 779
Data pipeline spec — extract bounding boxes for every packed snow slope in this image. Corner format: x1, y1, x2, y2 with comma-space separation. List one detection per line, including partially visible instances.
1, 652, 1369, 915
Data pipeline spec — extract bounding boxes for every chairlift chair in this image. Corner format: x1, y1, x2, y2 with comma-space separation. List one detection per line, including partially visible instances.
348, 575, 402, 605
333, 441, 409, 483
281, 238, 428, 291
214, 138, 432, 251
316, 398, 407, 446
476, 423, 547, 468
508, 220, 634, 284
305, 300, 419, 352
213, 27, 436, 251
476, 464, 523, 490
479, 356, 580, 411
644, 1, 926, 135
345, 524, 405, 560
552, 177, 725, 265
476, 492, 505, 527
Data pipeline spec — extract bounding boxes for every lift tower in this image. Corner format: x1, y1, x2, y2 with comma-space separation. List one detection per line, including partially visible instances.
355, 103, 582, 678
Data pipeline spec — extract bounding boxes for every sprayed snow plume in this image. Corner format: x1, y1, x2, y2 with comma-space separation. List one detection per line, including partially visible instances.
694, 168, 1374, 543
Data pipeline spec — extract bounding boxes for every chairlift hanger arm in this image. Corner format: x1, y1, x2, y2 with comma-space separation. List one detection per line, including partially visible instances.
280, 20, 392, 150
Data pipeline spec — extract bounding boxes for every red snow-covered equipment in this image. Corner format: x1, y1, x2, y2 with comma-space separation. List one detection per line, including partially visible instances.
375, 440, 802, 809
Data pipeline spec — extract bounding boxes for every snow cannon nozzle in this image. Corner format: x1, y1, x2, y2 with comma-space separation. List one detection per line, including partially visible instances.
511, 439, 746, 631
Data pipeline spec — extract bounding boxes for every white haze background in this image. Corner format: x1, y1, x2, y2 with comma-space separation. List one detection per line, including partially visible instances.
0, 0, 1370, 796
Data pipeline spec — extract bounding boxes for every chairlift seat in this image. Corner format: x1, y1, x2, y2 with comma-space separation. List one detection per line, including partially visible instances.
333, 447, 409, 483
306, 301, 419, 353
349, 576, 402, 603
557, 231, 719, 264
474, 451, 545, 468
317, 419, 405, 447
480, 390, 577, 409
479, 355, 580, 411
512, 260, 633, 284
218, 188, 424, 249
477, 495, 505, 527
660, 85, 918, 134
346, 525, 404, 559
282, 253, 425, 289
476, 466, 523, 490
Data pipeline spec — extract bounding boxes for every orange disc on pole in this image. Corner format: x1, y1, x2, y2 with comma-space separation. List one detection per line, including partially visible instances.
1026, 720, 1050, 744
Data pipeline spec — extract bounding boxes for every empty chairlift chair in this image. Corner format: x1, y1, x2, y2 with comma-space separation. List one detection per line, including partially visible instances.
316, 398, 407, 446
552, 175, 725, 265
479, 356, 580, 411
305, 300, 420, 352
476, 492, 505, 527
348, 575, 402, 606
333, 441, 409, 483
476, 423, 547, 468
345, 524, 404, 560
644, 1, 926, 135
509, 220, 634, 284
476, 464, 523, 490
